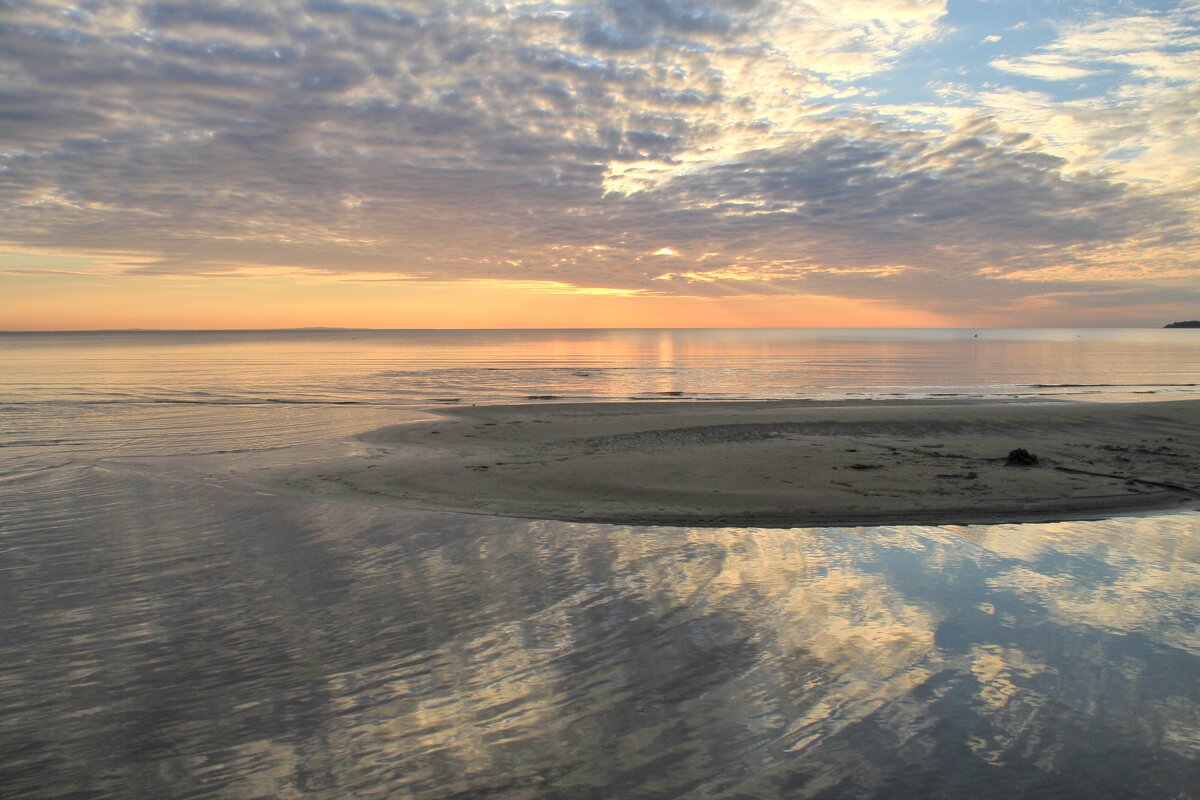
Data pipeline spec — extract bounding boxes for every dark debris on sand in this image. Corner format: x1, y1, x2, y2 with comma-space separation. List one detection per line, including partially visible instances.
1006, 448, 1040, 466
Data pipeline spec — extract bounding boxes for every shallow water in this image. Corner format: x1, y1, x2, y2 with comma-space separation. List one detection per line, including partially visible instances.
3, 457, 1198, 798
1, 331, 1199, 797
4, 328, 1199, 406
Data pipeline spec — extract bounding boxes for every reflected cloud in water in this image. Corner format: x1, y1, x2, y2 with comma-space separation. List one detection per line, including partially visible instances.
0, 463, 1197, 798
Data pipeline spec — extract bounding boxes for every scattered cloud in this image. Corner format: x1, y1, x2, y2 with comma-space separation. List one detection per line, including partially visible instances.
990, 55, 1100, 81
0, 0, 1197, 324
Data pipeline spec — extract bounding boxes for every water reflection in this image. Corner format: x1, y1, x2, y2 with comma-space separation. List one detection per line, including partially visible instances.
1, 461, 1197, 798
3, 329, 1198, 406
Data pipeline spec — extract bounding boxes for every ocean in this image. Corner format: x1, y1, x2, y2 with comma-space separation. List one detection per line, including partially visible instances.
1, 329, 1198, 798
5, 328, 1200, 407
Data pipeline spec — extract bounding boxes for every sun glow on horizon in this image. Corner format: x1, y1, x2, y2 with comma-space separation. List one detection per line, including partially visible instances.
1, 1, 1197, 328
1, 248, 962, 330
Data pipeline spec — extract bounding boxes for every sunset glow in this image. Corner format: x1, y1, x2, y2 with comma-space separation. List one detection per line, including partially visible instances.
2, 1, 1198, 328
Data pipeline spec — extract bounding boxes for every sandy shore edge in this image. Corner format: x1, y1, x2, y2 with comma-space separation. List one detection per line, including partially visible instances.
275, 399, 1200, 527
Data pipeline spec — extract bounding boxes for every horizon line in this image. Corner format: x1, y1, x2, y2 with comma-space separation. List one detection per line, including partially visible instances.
0, 325, 1186, 334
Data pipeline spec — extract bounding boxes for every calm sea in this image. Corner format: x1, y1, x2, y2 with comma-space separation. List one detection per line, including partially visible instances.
4, 328, 1200, 406
1, 329, 1198, 798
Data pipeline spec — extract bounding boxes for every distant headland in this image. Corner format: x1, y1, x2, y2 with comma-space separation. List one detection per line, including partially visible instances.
1165, 320, 1200, 328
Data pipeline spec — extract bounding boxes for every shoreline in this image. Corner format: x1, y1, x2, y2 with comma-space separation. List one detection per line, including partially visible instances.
274, 399, 1200, 528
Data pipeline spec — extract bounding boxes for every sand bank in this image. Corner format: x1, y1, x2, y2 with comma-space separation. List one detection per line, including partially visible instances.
278, 399, 1200, 527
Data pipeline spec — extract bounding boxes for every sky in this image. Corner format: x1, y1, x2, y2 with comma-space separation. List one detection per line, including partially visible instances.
2, 0, 1198, 329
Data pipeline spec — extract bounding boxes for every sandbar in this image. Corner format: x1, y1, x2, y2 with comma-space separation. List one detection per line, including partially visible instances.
277, 399, 1200, 527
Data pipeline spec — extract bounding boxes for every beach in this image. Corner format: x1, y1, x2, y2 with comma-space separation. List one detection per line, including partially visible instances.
4, 331, 1200, 798
278, 398, 1200, 527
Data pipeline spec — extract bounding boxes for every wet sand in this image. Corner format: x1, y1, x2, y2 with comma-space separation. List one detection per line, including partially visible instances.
279, 399, 1200, 527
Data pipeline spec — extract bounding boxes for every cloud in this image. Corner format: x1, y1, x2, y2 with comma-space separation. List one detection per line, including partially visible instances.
991, 9, 1200, 83
0, 0, 1196, 324
957, 5, 1200, 190
990, 56, 1100, 81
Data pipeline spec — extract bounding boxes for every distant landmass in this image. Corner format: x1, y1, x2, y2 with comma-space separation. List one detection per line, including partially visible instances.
1164, 320, 1200, 328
